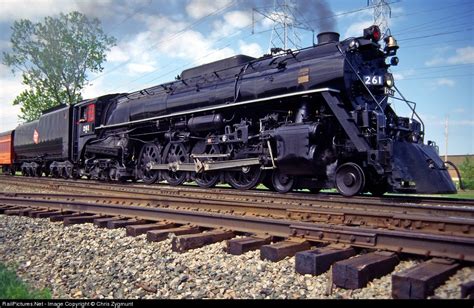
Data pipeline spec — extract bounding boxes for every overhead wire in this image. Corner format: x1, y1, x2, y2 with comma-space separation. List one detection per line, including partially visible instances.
88, 0, 237, 83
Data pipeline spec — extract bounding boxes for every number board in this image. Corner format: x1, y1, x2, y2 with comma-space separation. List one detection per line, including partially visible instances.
363, 75, 384, 86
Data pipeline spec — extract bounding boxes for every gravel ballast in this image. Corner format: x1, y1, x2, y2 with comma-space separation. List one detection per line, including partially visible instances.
0, 215, 472, 299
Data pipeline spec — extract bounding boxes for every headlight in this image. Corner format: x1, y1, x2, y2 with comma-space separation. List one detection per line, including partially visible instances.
385, 73, 394, 88
349, 39, 359, 50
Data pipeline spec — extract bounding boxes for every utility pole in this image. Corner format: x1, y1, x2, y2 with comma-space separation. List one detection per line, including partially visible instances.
445, 116, 449, 162
367, 0, 392, 36
253, 0, 314, 52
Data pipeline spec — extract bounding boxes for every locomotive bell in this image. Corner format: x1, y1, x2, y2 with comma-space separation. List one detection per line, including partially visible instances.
384, 35, 399, 53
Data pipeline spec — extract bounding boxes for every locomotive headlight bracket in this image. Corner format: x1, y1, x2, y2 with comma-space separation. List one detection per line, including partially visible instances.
385, 73, 394, 88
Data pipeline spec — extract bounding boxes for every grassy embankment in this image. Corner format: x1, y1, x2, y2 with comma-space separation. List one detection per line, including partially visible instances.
0, 263, 51, 299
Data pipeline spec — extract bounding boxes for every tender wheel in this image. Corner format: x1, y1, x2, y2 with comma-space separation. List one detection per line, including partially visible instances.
226, 165, 263, 190
335, 163, 365, 197
163, 143, 188, 186
138, 143, 161, 184
194, 144, 220, 188
271, 169, 294, 193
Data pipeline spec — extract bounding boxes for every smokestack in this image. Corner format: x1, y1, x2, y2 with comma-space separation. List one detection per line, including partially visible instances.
317, 32, 340, 44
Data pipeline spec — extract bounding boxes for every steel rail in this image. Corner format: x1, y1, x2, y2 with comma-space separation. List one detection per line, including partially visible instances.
0, 195, 473, 262
1, 189, 474, 237
0, 177, 473, 222
1, 175, 472, 208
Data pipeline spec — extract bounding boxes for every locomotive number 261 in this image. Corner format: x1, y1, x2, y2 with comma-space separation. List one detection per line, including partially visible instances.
363, 75, 383, 86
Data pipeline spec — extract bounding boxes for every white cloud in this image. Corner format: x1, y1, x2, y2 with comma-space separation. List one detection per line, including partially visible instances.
435, 78, 455, 87
239, 41, 263, 58
447, 46, 474, 65
126, 63, 156, 74
136, 13, 188, 33
392, 68, 415, 81
0, 0, 78, 21
211, 10, 252, 38
344, 20, 373, 39
0, 0, 116, 22
113, 31, 158, 75
82, 76, 105, 99
453, 108, 465, 114
186, 0, 232, 19
425, 46, 474, 66
0, 65, 26, 130
0, 40, 11, 50
107, 46, 130, 63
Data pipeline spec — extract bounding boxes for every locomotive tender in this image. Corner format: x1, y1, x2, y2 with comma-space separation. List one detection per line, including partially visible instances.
0, 26, 456, 196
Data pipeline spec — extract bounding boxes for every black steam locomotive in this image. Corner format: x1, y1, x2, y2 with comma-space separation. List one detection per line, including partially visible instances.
1, 26, 456, 196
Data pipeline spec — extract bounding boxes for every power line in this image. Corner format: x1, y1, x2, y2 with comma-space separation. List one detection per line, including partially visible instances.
105, 0, 153, 35
88, 0, 237, 83
395, 63, 472, 72
398, 28, 473, 41
391, 0, 473, 20
106, 15, 267, 94
395, 10, 474, 35
303, 1, 400, 25
400, 73, 473, 80
401, 38, 472, 49
397, 18, 474, 37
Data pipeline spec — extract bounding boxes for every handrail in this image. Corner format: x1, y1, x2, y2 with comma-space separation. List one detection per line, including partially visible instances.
391, 85, 425, 139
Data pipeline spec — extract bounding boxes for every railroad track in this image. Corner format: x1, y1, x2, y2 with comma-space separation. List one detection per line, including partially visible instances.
1, 175, 473, 298
1, 174, 473, 209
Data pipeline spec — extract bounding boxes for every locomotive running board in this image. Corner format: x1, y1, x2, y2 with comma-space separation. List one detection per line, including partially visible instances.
97, 88, 340, 130
148, 157, 262, 173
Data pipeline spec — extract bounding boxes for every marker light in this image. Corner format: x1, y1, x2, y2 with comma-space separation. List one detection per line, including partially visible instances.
385, 73, 394, 88
363, 25, 381, 42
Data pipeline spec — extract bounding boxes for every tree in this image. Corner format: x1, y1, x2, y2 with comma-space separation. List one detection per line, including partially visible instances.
3, 11, 116, 121
459, 157, 474, 190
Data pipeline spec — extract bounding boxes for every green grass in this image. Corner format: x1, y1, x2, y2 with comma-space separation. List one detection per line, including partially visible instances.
0, 263, 51, 299
425, 190, 474, 199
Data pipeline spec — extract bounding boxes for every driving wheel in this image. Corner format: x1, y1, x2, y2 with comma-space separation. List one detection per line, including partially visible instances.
163, 142, 189, 186
138, 143, 161, 184
194, 144, 221, 188
226, 165, 263, 190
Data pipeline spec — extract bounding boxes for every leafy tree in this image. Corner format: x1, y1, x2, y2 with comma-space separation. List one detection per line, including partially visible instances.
459, 157, 474, 190
3, 11, 116, 121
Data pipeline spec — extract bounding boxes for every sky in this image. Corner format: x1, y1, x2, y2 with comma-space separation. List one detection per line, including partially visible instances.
0, 0, 472, 155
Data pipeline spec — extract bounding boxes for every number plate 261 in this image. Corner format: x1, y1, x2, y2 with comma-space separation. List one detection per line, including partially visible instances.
363, 75, 383, 86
